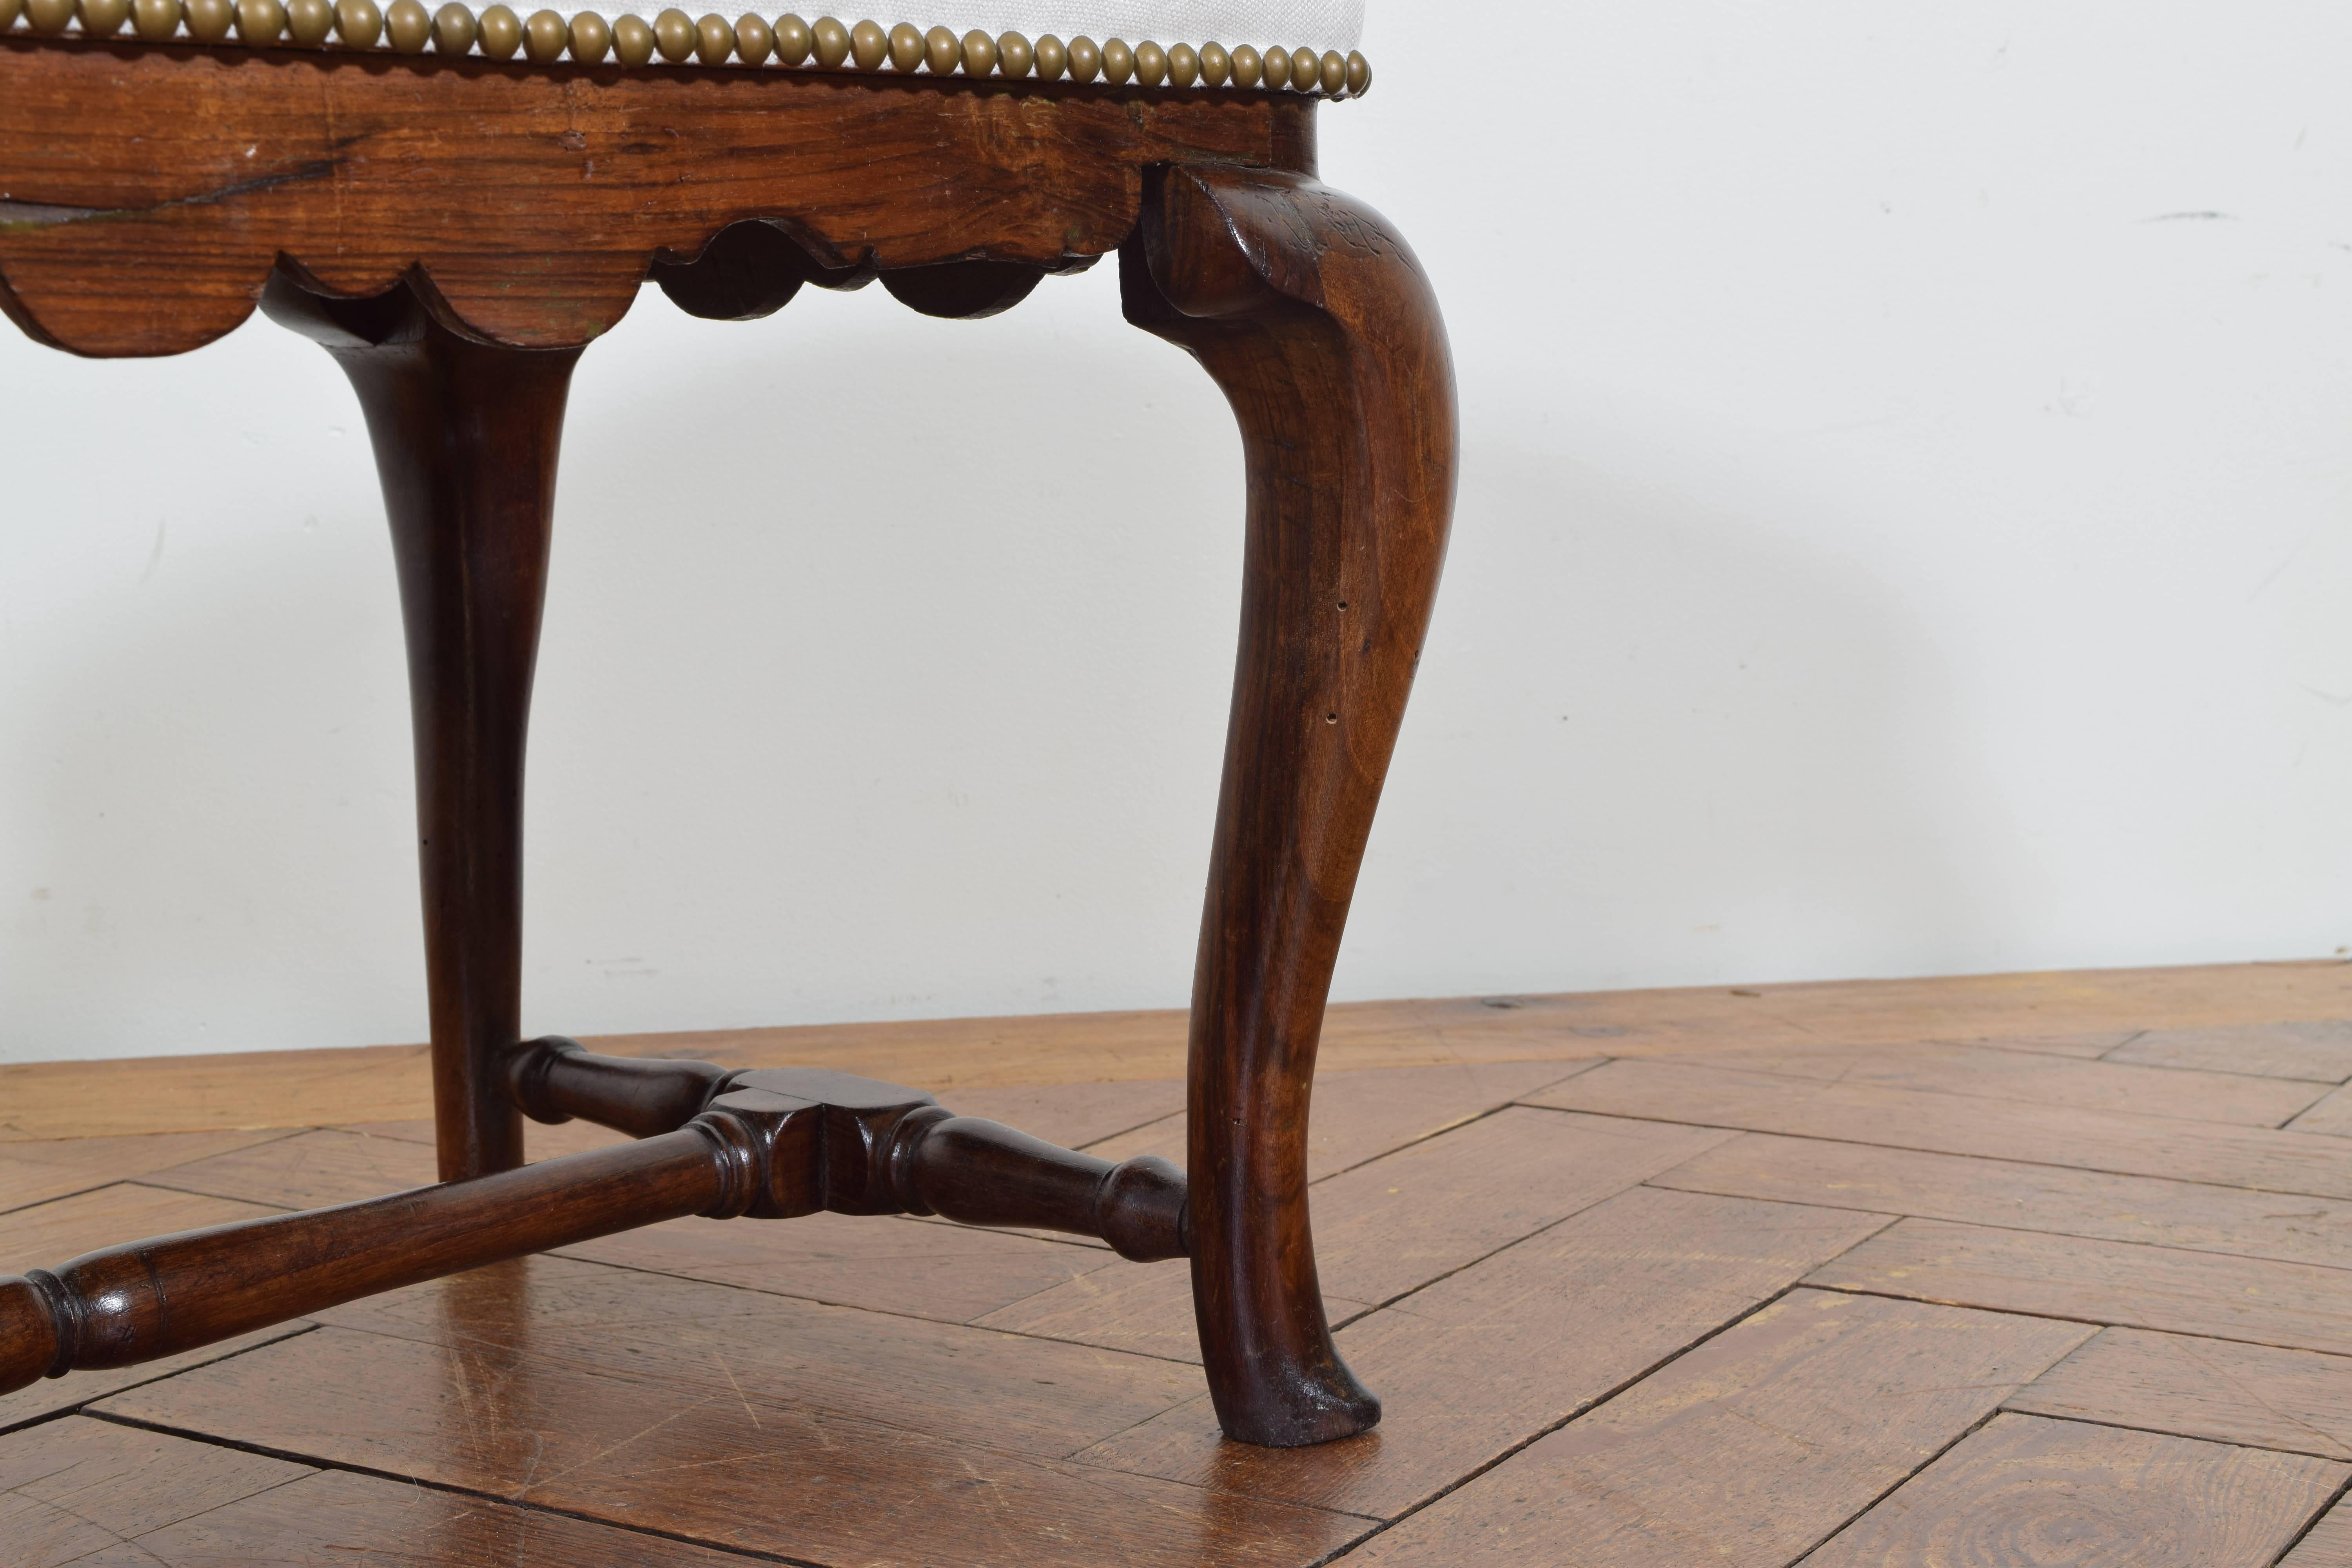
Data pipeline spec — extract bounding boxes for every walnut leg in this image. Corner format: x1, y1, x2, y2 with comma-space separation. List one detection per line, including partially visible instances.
263, 273, 579, 1182
1122, 168, 1457, 1447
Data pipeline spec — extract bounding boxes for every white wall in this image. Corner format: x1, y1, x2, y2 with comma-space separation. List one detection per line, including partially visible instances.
7, 1, 2352, 1063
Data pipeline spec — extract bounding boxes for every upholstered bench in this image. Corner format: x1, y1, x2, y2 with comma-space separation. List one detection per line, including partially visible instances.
0, 0, 1452, 1450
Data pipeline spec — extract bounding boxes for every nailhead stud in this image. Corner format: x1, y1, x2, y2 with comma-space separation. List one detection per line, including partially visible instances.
1032, 30, 1064, 78
78, 0, 130, 36
476, 3, 520, 55
886, 18, 918, 69
24, 0, 68, 31
183, 0, 231, 37
281, 0, 327, 41
1319, 48, 1343, 94
1166, 41, 1198, 87
430, 0, 471, 48
233, 0, 281, 38
772, 11, 809, 62
384, 0, 429, 49
334, 0, 381, 45
570, 8, 610, 58
132, 0, 180, 42
0, 0, 20, 27
921, 22, 953, 71
848, 15, 882, 67
692, 10, 729, 62
995, 29, 1029, 76
522, 7, 564, 60
612, 11, 652, 62
809, 12, 846, 64
650, 5, 689, 58
734, 11, 769, 61
1291, 46, 1318, 89
957, 26, 990, 74
1198, 40, 1227, 85
1099, 35, 1130, 83
1064, 32, 1097, 80
1345, 49, 1367, 96
1228, 42, 1258, 88
1260, 43, 1289, 88
1132, 39, 1164, 85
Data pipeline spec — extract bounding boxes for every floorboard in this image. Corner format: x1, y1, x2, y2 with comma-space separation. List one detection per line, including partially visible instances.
10, 964, 2352, 1566
1801, 1412, 2343, 1567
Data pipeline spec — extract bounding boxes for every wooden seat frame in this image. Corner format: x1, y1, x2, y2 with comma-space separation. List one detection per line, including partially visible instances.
0, 38, 1455, 1450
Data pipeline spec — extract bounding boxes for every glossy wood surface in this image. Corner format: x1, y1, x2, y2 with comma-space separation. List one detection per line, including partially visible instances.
0, 39, 1311, 355
1122, 164, 1455, 1445
12, 975, 2352, 1563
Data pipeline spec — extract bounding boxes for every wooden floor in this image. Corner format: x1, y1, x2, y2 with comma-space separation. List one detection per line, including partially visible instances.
12, 961, 2352, 1565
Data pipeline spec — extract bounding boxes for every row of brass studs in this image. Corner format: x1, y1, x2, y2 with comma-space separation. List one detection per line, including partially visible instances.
0, 0, 1371, 94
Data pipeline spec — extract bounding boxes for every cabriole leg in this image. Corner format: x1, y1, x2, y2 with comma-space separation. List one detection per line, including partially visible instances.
1122, 167, 1458, 1446
263, 272, 580, 1183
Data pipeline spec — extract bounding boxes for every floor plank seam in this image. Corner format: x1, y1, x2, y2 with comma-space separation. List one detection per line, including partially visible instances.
0, 1320, 326, 1438
1796, 1280, 2316, 1350
2271, 1465, 2352, 1566
1786, 1403, 2014, 1567
1990, 1406, 2352, 1468
1297, 1279, 1839, 1564
1513, 1098, 2352, 1205
76, 1406, 828, 1567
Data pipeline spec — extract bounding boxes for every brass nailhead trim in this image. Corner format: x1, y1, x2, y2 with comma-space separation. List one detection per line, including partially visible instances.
0, 2, 1372, 95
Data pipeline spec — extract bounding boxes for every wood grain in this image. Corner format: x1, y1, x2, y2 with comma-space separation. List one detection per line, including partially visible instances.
979, 1108, 1733, 1361
1534, 1057, 2352, 1198
1077, 1187, 1889, 1518
2009, 1328, 2352, 1460
3, 1433, 753, 1566
0, 1415, 312, 1567
6, 963, 2350, 1142
1808, 1218, 2352, 1356
1344, 1289, 2091, 1566
1085, 1059, 1599, 1180
1655, 1041, 2323, 1126
0, 1128, 294, 1215
1650, 1131, 2352, 1269
1803, 1412, 2344, 1567
2106, 1021, 2352, 1083
145, 1127, 441, 1208
99, 1301, 1371, 1567
558, 1208, 1127, 1322
2285, 1500, 2352, 1566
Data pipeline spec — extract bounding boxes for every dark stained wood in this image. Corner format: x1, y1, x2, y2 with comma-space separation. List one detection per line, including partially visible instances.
147, 1126, 441, 1208
1085, 1058, 1601, 1181
95, 1462, 765, 1566
267, 274, 572, 1185
1803, 1412, 2344, 1567
1651, 1131, 2352, 1269
0, 1128, 296, 1215
1808, 1218, 2352, 1356
1122, 163, 1456, 1446
1078, 1187, 1889, 1519
0, 1416, 314, 1565
980, 1108, 1733, 1361
1343, 1289, 2091, 1566
0, 1129, 725, 1395
2010, 1327, 2352, 1461
0, 41, 1313, 355
1534, 1057, 2352, 1198
508, 1035, 733, 1139
1655, 1040, 2325, 1127
100, 1302, 1372, 1568
2107, 1021, 2352, 1083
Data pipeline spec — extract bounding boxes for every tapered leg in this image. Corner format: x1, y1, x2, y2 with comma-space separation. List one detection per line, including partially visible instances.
1122, 168, 1458, 1446
263, 273, 581, 1182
